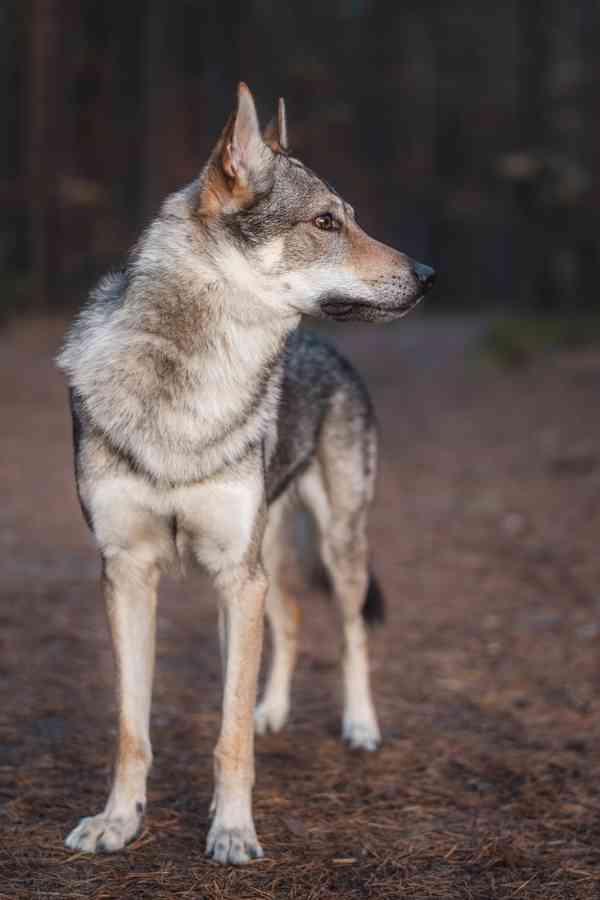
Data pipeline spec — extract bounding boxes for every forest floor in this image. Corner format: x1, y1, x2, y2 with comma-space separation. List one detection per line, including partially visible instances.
2, 312, 600, 899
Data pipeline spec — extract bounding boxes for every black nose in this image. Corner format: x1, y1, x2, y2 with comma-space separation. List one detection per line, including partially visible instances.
413, 261, 436, 291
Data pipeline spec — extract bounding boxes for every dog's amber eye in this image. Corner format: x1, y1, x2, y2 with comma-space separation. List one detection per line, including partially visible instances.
313, 213, 340, 232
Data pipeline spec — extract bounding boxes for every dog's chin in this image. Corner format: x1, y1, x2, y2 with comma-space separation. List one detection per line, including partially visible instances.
318, 294, 423, 323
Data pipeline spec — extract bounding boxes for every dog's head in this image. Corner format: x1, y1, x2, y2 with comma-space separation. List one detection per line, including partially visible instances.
195, 83, 435, 322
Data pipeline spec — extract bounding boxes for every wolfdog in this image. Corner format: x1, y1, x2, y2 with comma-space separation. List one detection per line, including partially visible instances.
57, 83, 435, 864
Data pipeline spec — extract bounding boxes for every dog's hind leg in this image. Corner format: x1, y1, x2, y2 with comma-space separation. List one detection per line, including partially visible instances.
299, 449, 381, 752
255, 495, 300, 735
65, 538, 161, 852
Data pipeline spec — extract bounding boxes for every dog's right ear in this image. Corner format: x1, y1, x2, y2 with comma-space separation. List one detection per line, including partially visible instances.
263, 98, 288, 152
199, 82, 270, 216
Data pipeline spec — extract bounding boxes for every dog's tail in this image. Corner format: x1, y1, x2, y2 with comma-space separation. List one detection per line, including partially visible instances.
311, 562, 386, 627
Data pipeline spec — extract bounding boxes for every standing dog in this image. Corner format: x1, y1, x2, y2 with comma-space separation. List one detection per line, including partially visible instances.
58, 83, 435, 864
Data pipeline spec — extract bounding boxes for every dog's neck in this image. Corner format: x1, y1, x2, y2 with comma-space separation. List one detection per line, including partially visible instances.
127, 187, 300, 357
85, 207, 298, 481
59, 186, 303, 483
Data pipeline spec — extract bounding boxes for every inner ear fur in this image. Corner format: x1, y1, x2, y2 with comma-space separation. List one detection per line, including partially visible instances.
199, 83, 272, 216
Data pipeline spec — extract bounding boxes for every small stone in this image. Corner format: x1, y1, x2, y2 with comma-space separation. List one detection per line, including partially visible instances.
501, 512, 527, 537
575, 622, 600, 640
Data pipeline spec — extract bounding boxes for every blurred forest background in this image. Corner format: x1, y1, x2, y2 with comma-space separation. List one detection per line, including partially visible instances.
2, 0, 598, 314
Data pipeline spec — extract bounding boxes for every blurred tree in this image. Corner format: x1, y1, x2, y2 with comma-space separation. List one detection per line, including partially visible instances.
25, 0, 59, 308
6, 0, 598, 313
1, 0, 23, 310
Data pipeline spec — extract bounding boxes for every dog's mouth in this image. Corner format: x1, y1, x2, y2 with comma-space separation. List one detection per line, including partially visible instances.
320, 299, 356, 320
319, 295, 422, 322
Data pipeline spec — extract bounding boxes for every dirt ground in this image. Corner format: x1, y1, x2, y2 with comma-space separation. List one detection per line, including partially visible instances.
2, 312, 600, 900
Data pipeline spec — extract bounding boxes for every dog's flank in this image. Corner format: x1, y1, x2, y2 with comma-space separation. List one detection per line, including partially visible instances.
58, 83, 435, 865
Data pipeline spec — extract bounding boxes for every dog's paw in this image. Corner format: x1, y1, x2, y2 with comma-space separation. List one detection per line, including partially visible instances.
254, 699, 289, 735
206, 824, 264, 865
64, 810, 142, 853
342, 718, 381, 752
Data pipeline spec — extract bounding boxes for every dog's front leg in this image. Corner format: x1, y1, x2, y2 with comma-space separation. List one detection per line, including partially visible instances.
65, 548, 159, 853
207, 566, 267, 864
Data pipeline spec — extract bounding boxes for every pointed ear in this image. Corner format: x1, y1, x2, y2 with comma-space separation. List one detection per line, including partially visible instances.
263, 97, 288, 152
220, 82, 264, 185
199, 83, 271, 215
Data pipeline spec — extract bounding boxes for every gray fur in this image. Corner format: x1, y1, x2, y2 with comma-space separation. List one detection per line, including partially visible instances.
57, 84, 435, 865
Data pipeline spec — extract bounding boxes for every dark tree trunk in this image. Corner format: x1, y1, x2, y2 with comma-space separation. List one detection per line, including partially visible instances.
25, 0, 59, 308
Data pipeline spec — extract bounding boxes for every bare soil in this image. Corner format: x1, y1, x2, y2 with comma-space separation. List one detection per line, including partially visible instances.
2, 313, 600, 899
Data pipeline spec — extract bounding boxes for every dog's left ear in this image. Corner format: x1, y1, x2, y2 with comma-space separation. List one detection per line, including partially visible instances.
199, 82, 271, 215
220, 83, 265, 185
263, 98, 288, 153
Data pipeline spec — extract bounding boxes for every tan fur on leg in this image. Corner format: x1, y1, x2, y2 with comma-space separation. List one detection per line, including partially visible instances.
255, 497, 300, 735
207, 569, 267, 864
299, 463, 381, 751
65, 548, 159, 852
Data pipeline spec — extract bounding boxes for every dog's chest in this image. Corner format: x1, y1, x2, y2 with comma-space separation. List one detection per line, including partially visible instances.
135, 325, 286, 482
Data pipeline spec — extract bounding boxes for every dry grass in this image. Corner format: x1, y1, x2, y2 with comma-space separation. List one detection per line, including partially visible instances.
2, 314, 600, 898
